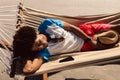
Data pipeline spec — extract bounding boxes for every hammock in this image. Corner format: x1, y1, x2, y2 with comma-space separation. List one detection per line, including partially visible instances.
0, 3, 120, 80
17, 3, 120, 78
17, 4, 120, 28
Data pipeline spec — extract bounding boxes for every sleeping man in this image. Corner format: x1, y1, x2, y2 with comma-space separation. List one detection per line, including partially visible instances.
11, 18, 120, 74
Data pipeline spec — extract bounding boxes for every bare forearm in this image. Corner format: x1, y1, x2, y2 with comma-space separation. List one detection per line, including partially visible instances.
0, 39, 13, 51
63, 22, 90, 40
63, 22, 102, 50
70, 25, 90, 40
23, 57, 43, 74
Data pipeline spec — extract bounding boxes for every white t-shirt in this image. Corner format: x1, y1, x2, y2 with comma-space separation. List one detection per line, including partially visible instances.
38, 19, 84, 55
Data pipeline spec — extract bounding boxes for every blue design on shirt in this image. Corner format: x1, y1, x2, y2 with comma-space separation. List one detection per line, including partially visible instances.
38, 18, 63, 35
36, 19, 63, 63
36, 48, 50, 63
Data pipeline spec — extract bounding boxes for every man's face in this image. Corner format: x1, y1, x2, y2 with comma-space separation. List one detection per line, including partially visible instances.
32, 34, 48, 51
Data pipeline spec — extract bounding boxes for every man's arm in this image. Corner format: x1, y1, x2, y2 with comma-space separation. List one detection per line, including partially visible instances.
23, 57, 43, 74
62, 21, 102, 50
62, 21, 91, 41
0, 39, 13, 51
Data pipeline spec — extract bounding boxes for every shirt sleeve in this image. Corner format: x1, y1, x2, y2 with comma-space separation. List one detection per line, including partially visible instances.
35, 48, 50, 63
38, 18, 63, 35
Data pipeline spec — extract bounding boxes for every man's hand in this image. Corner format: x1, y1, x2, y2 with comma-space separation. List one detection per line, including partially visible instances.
0, 39, 13, 51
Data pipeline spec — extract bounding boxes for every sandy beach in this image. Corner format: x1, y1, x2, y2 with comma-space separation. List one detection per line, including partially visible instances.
0, 0, 120, 80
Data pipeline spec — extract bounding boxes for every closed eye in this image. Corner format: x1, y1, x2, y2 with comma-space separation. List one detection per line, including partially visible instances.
37, 43, 41, 47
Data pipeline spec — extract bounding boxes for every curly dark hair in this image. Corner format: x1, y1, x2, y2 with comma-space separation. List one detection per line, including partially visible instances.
13, 26, 37, 58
